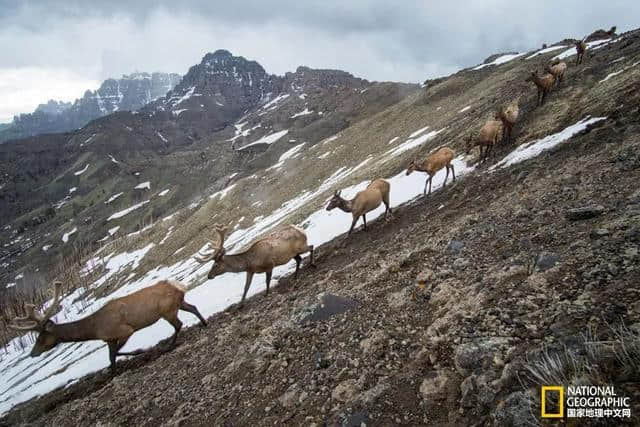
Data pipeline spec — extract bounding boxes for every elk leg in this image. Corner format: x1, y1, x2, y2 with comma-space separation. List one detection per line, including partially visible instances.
294, 255, 302, 279
180, 301, 207, 327
542, 90, 547, 105
423, 177, 428, 195
537, 89, 542, 107
265, 271, 272, 295
241, 272, 254, 303
307, 245, 316, 267
428, 176, 433, 195
165, 315, 183, 346
443, 166, 449, 187
108, 340, 119, 374
362, 214, 367, 230
348, 218, 357, 236
451, 163, 456, 181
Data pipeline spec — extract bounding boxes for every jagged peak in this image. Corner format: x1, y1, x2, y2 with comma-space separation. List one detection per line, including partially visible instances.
202, 49, 234, 62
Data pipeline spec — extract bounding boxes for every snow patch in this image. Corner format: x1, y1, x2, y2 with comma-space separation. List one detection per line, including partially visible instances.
552, 38, 612, 61
156, 132, 168, 143
210, 184, 237, 200
74, 164, 89, 176
525, 45, 568, 60
134, 181, 151, 190
105, 192, 123, 204
107, 200, 150, 221
385, 128, 445, 158
62, 227, 77, 243
491, 116, 607, 169
409, 126, 430, 138
291, 108, 313, 118
268, 144, 306, 170
239, 130, 289, 150
473, 53, 524, 70
599, 60, 640, 83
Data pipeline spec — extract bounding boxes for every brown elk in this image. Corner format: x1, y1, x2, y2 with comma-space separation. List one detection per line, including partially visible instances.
545, 60, 567, 86
195, 224, 315, 304
525, 71, 556, 106
466, 120, 503, 163
326, 179, 391, 236
496, 98, 520, 143
575, 39, 587, 65
10, 280, 207, 373
406, 146, 455, 195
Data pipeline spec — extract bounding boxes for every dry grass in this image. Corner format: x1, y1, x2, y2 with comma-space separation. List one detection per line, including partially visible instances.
521, 323, 640, 418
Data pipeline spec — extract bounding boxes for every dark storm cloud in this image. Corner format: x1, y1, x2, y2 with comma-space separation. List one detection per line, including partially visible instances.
0, 0, 638, 121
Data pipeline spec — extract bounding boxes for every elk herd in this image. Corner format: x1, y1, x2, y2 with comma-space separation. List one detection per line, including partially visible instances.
9, 34, 606, 374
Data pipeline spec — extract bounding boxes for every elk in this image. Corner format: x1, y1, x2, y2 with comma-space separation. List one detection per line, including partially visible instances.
544, 60, 567, 86
9, 280, 207, 374
496, 98, 520, 143
406, 146, 455, 196
326, 179, 391, 236
525, 71, 556, 107
466, 120, 503, 163
195, 224, 315, 304
575, 39, 587, 65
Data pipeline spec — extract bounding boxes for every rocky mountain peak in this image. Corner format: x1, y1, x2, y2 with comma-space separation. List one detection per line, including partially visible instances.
1, 72, 181, 143
33, 100, 72, 116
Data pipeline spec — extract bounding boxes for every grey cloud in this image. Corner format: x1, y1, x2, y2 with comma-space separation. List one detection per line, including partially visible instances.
1, 1, 639, 83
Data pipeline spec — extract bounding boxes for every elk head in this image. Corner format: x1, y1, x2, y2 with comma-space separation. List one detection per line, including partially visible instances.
195, 225, 229, 279
10, 281, 63, 357
406, 159, 418, 175
525, 71, 537, 83
326, 190, 344, 211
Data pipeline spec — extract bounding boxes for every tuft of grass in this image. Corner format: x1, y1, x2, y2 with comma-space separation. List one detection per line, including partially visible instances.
520, 323, 640, 421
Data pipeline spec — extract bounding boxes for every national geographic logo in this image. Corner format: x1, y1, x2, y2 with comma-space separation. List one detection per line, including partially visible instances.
541, 386, 564, 418
541, 385, 631, 419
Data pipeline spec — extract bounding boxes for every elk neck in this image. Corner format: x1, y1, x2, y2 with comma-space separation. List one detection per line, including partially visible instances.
49, 316, 100, 342
218, 252, 252, 272
335, 195, 354, 213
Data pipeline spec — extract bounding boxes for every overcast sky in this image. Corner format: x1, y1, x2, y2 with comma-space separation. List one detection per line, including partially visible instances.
0, 0, 638, 123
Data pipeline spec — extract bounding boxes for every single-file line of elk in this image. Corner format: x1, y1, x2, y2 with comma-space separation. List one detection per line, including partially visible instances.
8, 28, 614, 379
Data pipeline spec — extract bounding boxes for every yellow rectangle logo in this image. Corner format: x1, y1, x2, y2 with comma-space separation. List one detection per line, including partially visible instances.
541, 386, 564, 418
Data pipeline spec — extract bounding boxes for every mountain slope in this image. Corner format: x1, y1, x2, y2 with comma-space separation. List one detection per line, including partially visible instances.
0, 72, 181, 143
2, 28, 640, 425
0, 51, 415, 289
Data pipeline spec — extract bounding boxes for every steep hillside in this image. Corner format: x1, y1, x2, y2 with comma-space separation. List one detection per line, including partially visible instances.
0, 72, 181, 143
1, 27, 640, 426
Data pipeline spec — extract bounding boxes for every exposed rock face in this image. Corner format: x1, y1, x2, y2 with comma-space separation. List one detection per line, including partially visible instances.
1, 72, 181, 143
34, 100, 72, 115
150, 49, 280, 131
